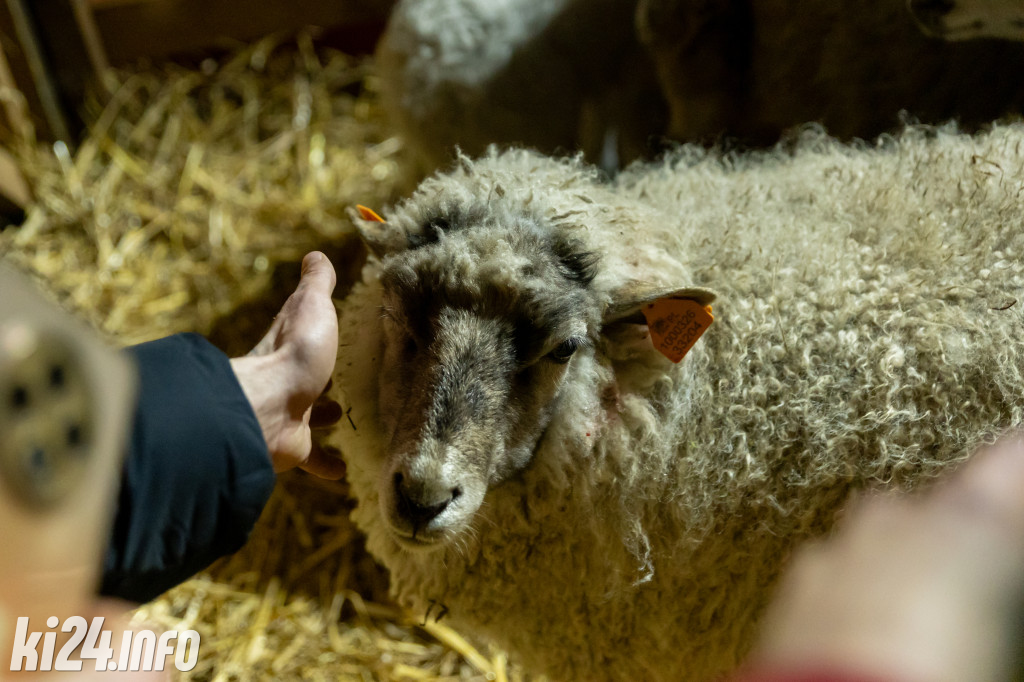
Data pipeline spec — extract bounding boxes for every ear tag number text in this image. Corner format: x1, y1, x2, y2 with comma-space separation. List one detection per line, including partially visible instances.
642, 298, 714, 363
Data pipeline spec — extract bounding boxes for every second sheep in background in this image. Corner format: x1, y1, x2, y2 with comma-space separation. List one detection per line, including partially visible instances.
378, 0, 1024, 171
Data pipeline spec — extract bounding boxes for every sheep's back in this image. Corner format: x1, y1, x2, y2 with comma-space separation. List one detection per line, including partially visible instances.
332, 126, 1024, 682
619, 125, 1024, 509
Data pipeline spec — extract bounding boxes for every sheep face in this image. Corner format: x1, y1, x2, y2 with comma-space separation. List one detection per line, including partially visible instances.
358, 210, 600, 550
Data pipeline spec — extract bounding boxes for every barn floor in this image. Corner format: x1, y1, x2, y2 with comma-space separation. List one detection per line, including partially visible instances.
0, 35, 538, 682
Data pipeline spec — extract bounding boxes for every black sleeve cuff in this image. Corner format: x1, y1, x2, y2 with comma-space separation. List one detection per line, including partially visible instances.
100, 333, 275, 603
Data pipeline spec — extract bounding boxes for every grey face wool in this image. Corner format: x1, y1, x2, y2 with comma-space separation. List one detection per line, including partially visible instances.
328, 124, 1024, 681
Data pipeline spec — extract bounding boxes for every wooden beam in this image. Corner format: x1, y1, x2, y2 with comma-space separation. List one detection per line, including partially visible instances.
0, 145, 31, 209
91, 0, 395, 64
0, 50, 32, 215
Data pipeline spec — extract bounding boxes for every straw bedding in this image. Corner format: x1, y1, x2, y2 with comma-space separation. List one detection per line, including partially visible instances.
0, 35, 535, 681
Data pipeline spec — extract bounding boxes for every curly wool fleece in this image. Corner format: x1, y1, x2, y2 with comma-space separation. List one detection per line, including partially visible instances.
329, 124, 1024, 681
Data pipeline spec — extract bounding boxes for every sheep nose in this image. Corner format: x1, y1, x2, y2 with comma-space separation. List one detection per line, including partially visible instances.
393, 472, 461, 532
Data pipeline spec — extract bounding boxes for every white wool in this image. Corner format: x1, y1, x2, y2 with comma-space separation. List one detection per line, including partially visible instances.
329, 124, 1024, 681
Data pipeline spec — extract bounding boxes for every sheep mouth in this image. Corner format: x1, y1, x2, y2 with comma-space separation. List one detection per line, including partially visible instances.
382, 498, 465, 551
390, 528, 449, 551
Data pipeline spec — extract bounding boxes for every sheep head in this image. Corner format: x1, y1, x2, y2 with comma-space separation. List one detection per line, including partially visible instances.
349, 190, 713, 551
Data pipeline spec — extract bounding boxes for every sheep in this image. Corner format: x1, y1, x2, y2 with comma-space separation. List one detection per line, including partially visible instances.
636, 0, 1024, 145
377, 0, 1024, 170
328, 123, 1024, 681
908, 0, 1024, 40
375, 0, 663, 173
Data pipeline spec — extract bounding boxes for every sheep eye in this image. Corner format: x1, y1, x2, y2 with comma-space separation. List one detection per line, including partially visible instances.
548, 338, 583, 364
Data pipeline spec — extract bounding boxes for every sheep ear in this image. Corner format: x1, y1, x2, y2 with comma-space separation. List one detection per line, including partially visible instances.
602, 282, 717, 326
349, 205, 408, 258
601, 282, 717, 363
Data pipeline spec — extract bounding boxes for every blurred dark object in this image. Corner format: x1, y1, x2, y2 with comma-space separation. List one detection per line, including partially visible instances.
0, 0, 106, 143
908, 0, 1024, 41
0, 0, 102, 218
637, 0, 1024, 146
91, 0, 395, 64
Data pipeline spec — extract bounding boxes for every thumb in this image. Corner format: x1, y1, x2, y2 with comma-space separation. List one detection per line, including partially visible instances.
299, 251, 337, 297
250, 251, 337, 359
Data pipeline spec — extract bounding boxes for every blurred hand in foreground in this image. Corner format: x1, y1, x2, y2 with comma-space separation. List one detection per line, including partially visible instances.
746, 434, 1024, 682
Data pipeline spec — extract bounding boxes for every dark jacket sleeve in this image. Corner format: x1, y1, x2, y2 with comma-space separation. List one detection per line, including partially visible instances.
100, 333, 276, 603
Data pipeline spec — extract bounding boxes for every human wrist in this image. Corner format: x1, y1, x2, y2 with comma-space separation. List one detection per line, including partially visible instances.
229, 352, 291, 469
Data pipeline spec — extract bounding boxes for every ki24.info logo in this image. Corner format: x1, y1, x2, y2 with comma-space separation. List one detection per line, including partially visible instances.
9, 616, 199, 673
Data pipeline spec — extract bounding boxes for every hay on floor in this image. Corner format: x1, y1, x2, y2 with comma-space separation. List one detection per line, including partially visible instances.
0, 34, 538, 682
1, 32, 407, 344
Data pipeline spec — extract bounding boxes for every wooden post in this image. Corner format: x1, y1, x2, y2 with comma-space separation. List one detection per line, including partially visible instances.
0, 0, 71, 141
29, 1, 108, 107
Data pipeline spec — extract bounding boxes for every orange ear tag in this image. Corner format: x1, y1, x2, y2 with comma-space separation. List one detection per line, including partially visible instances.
356, 205, 386, 222
641, 298, 714, 363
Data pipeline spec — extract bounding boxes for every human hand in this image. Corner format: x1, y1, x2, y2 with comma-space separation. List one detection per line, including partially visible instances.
230, 252, 346, 479
748, 435, 1024, 682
